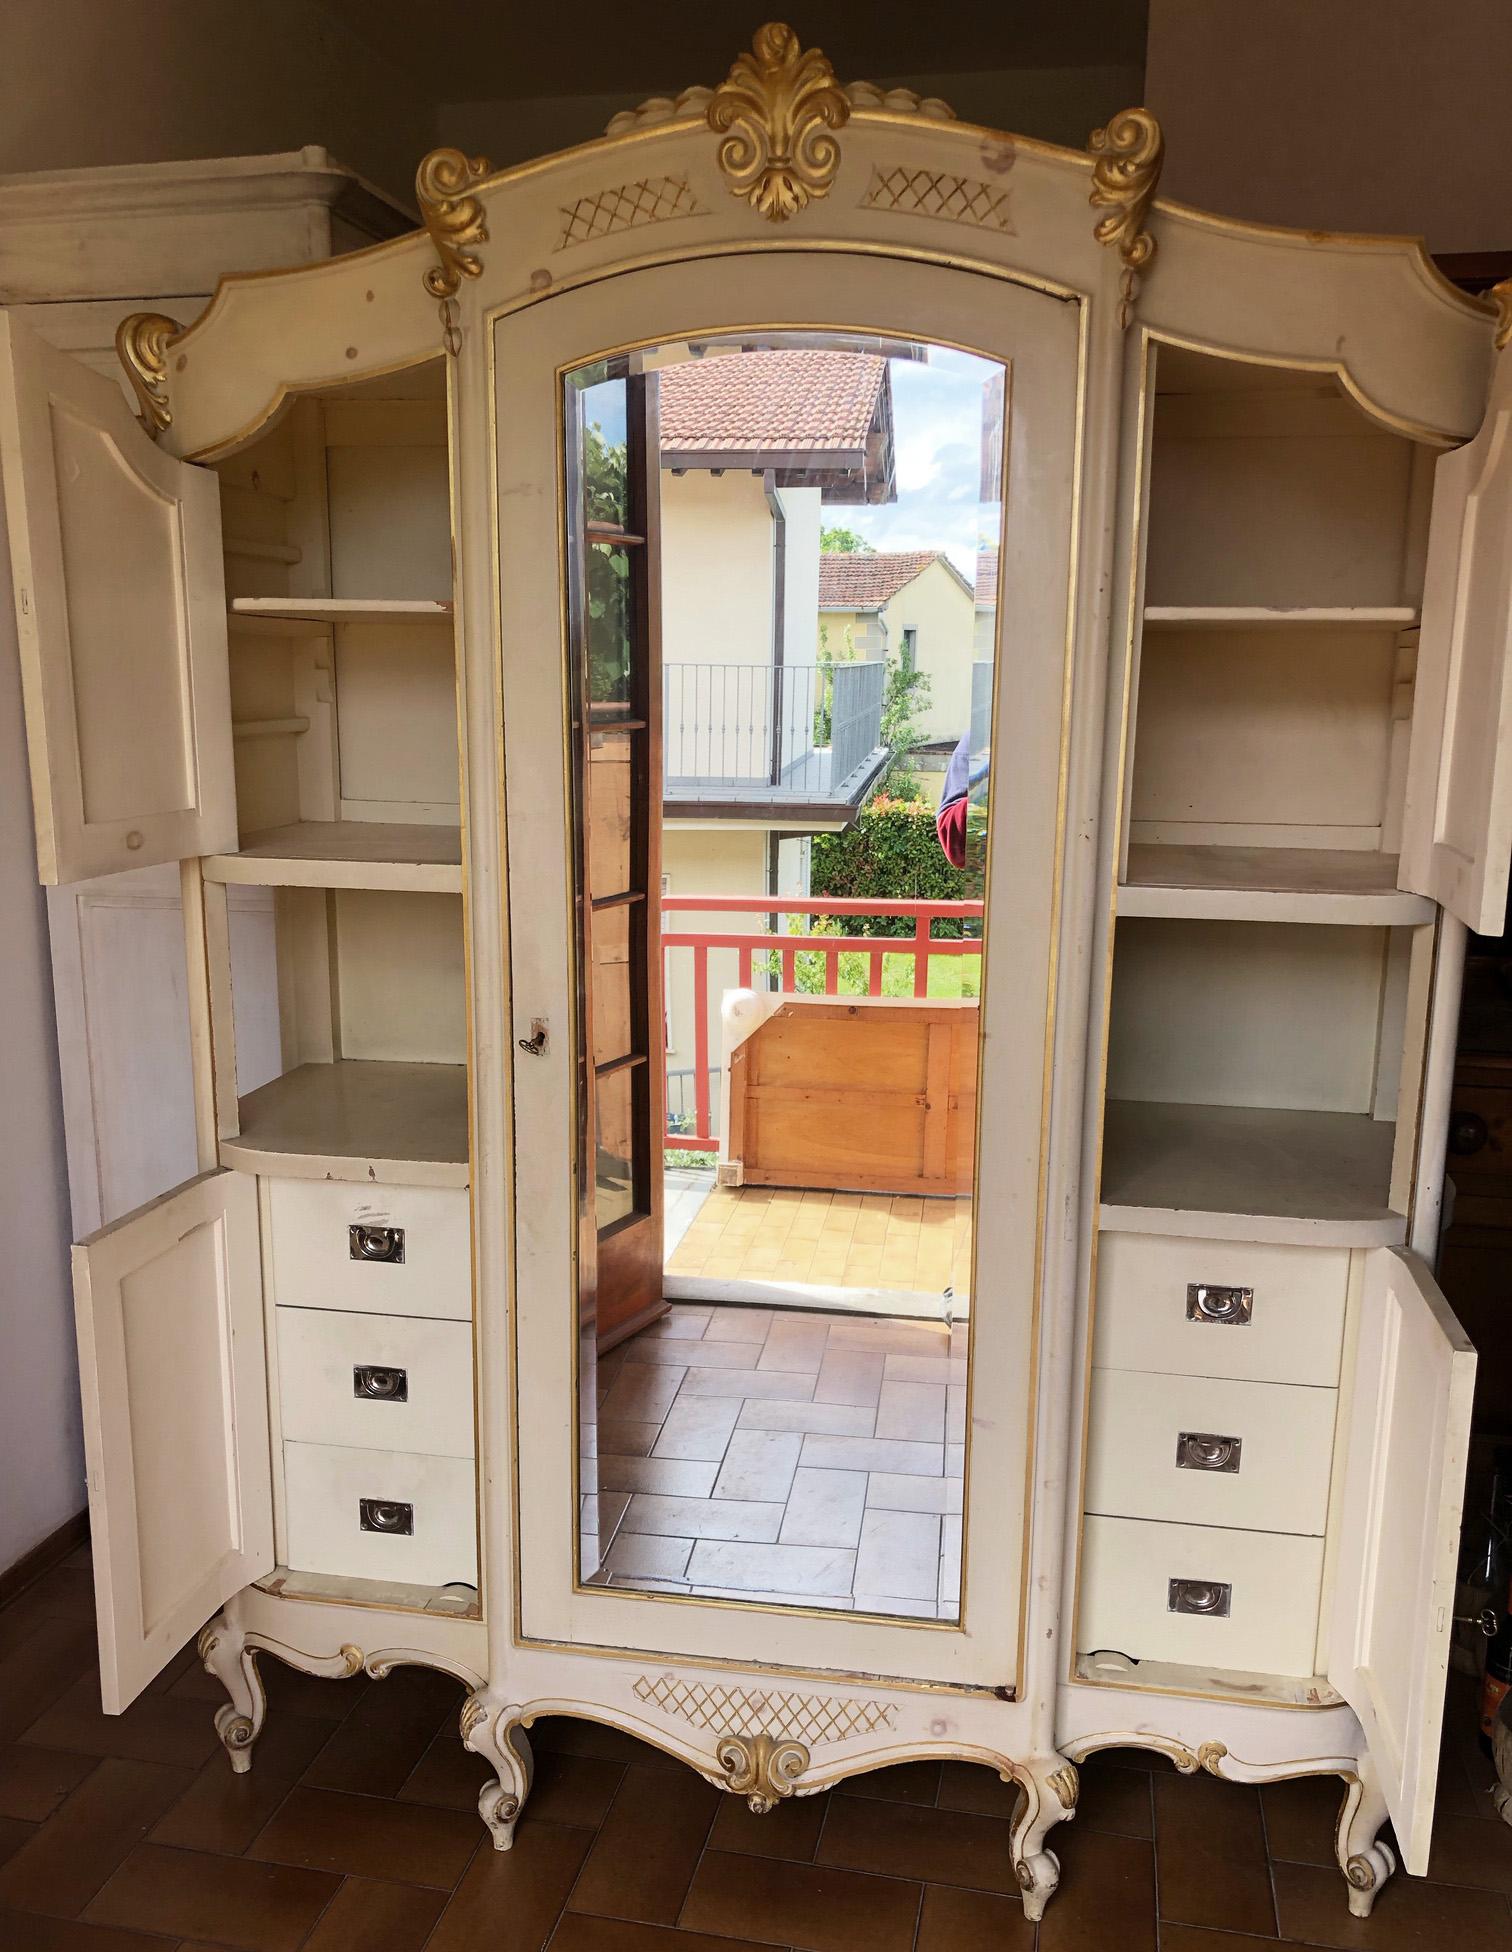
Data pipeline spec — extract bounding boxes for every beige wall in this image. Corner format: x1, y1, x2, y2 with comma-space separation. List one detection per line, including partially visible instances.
0, 0, 427, 205
883, 562, 977, 747
1146, 0, 1512, 253
662, 825, 770, 1138
661, 470, 773, 669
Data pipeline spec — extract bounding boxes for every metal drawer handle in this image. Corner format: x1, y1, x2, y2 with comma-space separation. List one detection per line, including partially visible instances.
359, 1498, 414, 1535
1176, 1430, 1242, 1473
1186, 1282, 1252, 1325
1168, 1577, 1231, 1617
353, 1365, 408, 1402
350, 1224, 405, 1264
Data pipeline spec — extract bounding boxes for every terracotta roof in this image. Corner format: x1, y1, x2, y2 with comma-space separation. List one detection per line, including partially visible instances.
659, 350, 886, 455
975, 547, 998, 608
819, 550, 957, 610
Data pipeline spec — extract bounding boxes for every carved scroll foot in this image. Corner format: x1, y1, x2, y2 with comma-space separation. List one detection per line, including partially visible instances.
1009, 1755, 1078, 1922
460, 1693, 534, 1850
1337, 1761, 1396, 1918
196, 1617, 265, 1775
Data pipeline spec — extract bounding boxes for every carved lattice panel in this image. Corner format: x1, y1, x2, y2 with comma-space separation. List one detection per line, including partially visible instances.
556, 176, 706, 250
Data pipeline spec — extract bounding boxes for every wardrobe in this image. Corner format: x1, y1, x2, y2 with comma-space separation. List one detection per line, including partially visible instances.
4, 26, 1509, 1918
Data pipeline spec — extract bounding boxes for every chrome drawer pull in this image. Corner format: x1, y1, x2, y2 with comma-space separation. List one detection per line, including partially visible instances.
350, 1224, 405, 1264
353, 1365, 408, 1402
1176, 1430, 1242, 1473
1186, 1282, 1252, 1325
1168, 1577, 1231, 1617
359, 1498, 414, 1535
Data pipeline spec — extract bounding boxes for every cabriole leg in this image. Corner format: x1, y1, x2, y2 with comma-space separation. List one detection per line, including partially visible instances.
1010, 1754, 1079, 1922
1337, 1759, 1396, 1918
460, 1692, 534, 1850
196, 1616, 265, 1774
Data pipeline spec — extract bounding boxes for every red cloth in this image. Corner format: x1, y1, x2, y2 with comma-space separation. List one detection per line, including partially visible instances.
936, 795, 969, 869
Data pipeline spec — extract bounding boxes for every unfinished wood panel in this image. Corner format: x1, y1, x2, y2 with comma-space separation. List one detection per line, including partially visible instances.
1130, 626, 1399, 845
333, 889, 466, 1063
1145, 385, 1417, 608
1107, 918, 1391, 1115
728, 997, 978, 1196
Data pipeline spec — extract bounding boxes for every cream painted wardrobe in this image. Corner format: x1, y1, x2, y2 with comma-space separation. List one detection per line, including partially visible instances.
4, 27, 1510, 1921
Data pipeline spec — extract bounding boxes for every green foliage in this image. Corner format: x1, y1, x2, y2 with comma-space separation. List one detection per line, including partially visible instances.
879, 656, 931, 796
813, 620, 857, 746
820, 525, 875, 553
582, 418, 632, 704
748, 909, 981, 1000
810, 797, 984, 938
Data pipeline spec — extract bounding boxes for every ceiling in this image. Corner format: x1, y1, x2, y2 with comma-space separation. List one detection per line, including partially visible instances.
317, 0, 1149, 102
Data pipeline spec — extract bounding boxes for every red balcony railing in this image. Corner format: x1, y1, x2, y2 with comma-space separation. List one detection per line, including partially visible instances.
660, 894, 984, 1151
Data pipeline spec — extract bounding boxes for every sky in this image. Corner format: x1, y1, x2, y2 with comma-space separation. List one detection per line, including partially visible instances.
573, 342, 1002, 584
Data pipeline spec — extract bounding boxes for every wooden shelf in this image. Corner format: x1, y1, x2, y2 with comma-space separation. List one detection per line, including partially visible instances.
1143, 606, 1418, 629
1099, 1098, 1405, 1246
204, 822, 462, 893
229, 598, 453, 629
222, 1060, 468, 1187
1119, 845, 1433, 925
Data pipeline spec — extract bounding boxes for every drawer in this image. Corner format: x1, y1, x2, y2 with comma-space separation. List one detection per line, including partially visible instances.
1094, 1232, 1348, 1386
283, 1440, 477, 1588
1079, 1515, 1323, 1676
268, 1179, 471, 1320
276, 1308, 474, 1458
1085, 1371, 1337, 1534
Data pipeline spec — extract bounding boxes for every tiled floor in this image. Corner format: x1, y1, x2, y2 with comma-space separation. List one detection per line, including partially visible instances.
586, 1304, 966, 1619
665, 1184, 974, 1305
5, 1550, 1512, 1950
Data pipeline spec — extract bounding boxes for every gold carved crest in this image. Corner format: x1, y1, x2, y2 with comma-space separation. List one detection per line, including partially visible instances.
1088, 107, 1165, 328
707, 22, 849, 222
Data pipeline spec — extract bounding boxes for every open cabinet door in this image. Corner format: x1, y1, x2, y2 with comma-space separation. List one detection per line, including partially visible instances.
0, 310, 235, 884
1400, 349, 1512, 936
74, 1170, 273, 1713
1326, 1248, 1475, 1874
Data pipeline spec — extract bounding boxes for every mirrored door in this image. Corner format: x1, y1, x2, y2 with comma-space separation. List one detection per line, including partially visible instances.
499, 253, 1082, 1688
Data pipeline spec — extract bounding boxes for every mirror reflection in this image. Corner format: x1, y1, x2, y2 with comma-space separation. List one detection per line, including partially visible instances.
568, 333, 1002, 1622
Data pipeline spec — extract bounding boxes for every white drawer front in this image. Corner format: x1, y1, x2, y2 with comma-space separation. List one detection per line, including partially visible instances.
1095, 1232, 1348, 1386
1085, 1371, 1336, 1534
268, 1179, 471, 1320
1079, 1515, 1323, 1676
283, 1440, 477, 1588
276, 1308, 474, 1458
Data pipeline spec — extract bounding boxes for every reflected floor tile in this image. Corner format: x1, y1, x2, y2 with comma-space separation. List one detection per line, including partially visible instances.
779, 1467, 868, 1549
599, 1455, 719, 1497
604, 1534, 694, 1581
855, 1508, 942, 1602
866, 1472, 963, 1515
622, 1494, 784, 1543
736, 1399, 875, 1437
652, 1397, 742, 1461
678, 1368, 816, 1401
712, 1430, 803, 1503
875, 1380, 947, 1443
799, 1435, 944, 1476
687, 1540, 856, 1597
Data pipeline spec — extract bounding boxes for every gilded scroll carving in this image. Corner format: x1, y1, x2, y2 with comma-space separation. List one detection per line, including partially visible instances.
115, 312, 182, 437
716, 1730, 810, 1812
1088, 107, 1165, 328
706, 22, 849, 222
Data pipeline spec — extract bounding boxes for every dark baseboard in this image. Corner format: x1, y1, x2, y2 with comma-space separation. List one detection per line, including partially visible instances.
0, 1509, 90, 1611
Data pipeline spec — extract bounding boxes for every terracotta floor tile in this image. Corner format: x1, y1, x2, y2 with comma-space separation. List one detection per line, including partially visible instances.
83, 1843, 342, 1952
0, 1814, 35, 1867
300, 1664, 461, 1797
170, 1657, 368, 1725
817, 1791, 1019, 1895
837, 1759, 942, 1806
20, 1674, 221, 1770
299, 1874, 446, 1951
1039, 1827, 1157, 1952
1426, 1807, 1512, 1893
708, 1785, 827, 1861
566, 1762, 718, 1924
0, 1756, 193, 1918
1159, 1931, 1297, 1951
548, 1914, 786, 1951
149, 1710, 333, 1856
0, 1621, 98, 1745
1154, 1766, 1276, 1935
1273, 1857, 1512, 1948
914, 1883, 1035, 1950
935, 1759, 1019, 1820
681, 1847, 921, 1952
0, 1913, 180, 1950
247, 1785, 480, 1888
426, 1821, 593, 1951
531, 1717, 681, 1769
397, 1730, 494, 1813
1077, 1758, 1153, 1839
528, 1749, 627, 1828
1261, 1770, 1345, 1868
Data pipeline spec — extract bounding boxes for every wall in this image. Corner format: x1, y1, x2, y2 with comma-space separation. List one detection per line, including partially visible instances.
0, 0, 427, 206
662, 824, 770, 1136
884, 562, 977, 747
1146, 0, 1512, 254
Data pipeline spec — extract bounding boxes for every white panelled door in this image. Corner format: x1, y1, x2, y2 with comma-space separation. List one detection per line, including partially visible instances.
1401, 346, 1512, 936
1327, 1247, 1475, 1874
73, 1170, 272, 1711
0, 311, 235, 884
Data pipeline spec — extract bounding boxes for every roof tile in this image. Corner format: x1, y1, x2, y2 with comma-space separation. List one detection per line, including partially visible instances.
659, 349, 886, 454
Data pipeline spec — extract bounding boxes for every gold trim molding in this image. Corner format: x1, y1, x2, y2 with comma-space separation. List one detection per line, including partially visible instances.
116, 312, 182, 437
1492, 277, 1512, 352
707, 22, 850, 222
1088, 107, 1164, 328
717, 1729, 810, 1812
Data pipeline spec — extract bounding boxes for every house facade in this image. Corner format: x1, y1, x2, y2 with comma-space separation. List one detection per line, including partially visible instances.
818, 549, 978, 749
